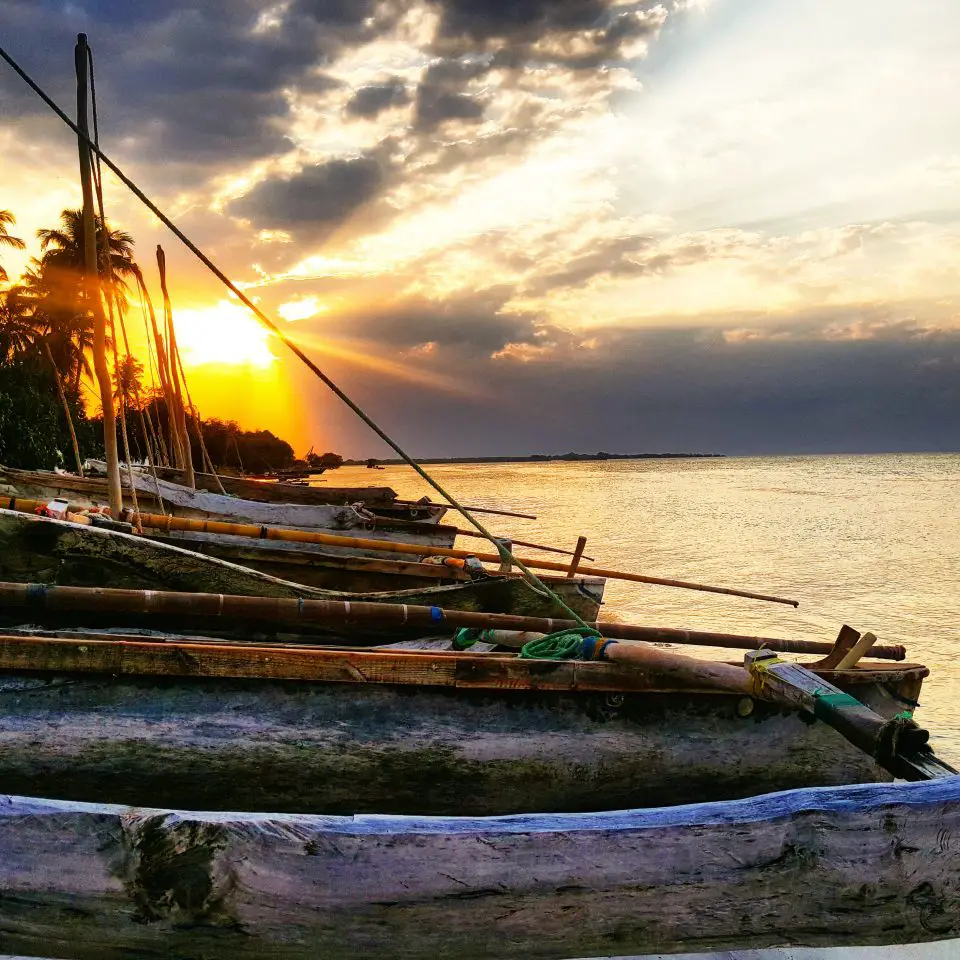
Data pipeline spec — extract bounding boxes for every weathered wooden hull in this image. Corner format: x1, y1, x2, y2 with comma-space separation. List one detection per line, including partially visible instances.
0, 465, 453, 541
1, 778, 959, 959
0, 644, 922, 817
0, 510, 602, 628
147, 528, 605, 604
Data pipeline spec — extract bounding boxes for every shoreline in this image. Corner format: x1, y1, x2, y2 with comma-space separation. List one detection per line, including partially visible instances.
342, 452, 725, 467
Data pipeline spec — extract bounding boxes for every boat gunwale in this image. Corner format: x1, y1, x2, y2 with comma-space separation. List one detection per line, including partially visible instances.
0, 631, 928, 694
2, 776, 958, 834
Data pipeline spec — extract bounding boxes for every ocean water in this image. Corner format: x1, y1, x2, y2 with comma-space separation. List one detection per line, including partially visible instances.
330, 453, 960, 959
334, 453, 960, 762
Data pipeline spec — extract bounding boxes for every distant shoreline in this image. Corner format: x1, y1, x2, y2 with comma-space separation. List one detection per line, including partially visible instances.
342, 452, 724, 466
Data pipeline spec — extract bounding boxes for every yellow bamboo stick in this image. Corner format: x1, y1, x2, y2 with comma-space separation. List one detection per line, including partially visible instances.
3, 497, 799, 607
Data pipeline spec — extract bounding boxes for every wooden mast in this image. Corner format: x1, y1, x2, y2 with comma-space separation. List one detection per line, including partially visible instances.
74, 34, 121, 516
156, 245, 195, 488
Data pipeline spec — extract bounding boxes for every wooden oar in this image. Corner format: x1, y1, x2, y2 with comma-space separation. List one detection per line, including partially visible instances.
0, 582, 905, 660
3, 499, 796, 607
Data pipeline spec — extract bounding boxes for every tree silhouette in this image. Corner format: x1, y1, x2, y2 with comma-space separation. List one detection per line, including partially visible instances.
0, 210, 25, 285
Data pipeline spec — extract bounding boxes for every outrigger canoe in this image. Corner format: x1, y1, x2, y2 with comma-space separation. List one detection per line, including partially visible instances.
86, 458, 450, 523
145, 526, 605, 603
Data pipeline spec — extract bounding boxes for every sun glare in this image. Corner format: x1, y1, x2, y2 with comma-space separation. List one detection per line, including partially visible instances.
173, 301, 277, 368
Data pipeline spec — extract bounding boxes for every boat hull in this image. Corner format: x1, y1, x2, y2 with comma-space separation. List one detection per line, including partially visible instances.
0, 510, 603, 626
0, 663, 911, 817
1, 779, 958, 959
0, 466, 454, 548
147, 528, 605, 604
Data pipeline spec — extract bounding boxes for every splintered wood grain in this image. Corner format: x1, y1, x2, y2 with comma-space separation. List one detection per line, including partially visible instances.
0, 780, 959, 959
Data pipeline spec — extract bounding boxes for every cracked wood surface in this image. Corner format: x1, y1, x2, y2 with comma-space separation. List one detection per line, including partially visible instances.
1, 780, 959, 958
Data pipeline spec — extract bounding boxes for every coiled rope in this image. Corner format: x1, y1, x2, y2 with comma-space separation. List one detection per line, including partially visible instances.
454, 625, 614, 661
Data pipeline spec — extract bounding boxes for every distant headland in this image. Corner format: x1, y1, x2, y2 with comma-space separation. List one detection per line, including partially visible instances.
343, 452, 725, 467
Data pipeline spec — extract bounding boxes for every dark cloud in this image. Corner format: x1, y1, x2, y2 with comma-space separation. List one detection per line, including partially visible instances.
435, 0, 609, 45
303, 307, 960, 457
345, 78, 410, 118
326, 288, 547, 354
0, 0, 393, 173
430, 0, 668, 68
413, 58, 492, 130
229, 156, 384, 232
518, 233, 745, 295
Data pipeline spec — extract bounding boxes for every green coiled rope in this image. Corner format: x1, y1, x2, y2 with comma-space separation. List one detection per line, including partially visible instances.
454, 625, 605, 660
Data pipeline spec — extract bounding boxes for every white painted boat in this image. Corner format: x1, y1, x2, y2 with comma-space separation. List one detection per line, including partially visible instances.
0, 465, 458, 557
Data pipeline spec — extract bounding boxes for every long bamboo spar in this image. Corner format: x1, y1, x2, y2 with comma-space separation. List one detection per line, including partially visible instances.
75, 35, 121, 517
4, 497, 795, 606
0, 582, 904, 660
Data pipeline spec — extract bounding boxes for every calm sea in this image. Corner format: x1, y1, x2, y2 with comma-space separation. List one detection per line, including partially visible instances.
335, 453, 960, 762
331, 453, 960, 960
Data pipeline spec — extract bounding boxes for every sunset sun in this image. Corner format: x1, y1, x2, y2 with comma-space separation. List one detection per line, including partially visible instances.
172, 300, 277, 368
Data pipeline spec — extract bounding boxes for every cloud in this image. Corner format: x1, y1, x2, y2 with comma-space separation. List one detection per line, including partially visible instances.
324, 288, 549, 356
302, 304, 960, 456
413, 57, 491, 131
345, 78, 411, 118
228, 156, 385, 233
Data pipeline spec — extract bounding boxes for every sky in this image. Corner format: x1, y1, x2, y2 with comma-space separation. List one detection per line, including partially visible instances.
0, 0, 958, 457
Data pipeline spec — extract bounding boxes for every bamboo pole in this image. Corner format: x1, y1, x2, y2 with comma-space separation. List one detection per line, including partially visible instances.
454, 529, 593, 560
75, 34, 121, 517
3, 496, 796, 606
131, 265, 180, 469
156, 245, 194, 488
0, 582, 905, 660
42, 341, 84, 476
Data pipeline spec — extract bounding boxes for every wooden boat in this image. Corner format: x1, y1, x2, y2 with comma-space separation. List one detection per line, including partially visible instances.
0, 509, 604, 626
111, 461, 450, 522
2, 778, 958, 960
145, 526, 606, 600
0, 464, 451, 534
142, 463, 401, 508
0, 631, 928, 815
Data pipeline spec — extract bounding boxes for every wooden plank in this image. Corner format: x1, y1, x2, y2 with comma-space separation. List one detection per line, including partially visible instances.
566, 535, 588, 576
2, 780, 960, 958
813, 623, 861, 668
0, 634, 929, 696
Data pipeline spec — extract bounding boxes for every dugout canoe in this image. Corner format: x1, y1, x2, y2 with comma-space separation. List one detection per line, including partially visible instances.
0, 628, 929, 815
145, 527, 605, 601
0, 464, 452, 542
0, 509, 603, 629
2, 778, 958, 960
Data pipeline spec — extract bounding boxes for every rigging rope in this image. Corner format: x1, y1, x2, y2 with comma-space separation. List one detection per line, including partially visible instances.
0, 40, 591, 628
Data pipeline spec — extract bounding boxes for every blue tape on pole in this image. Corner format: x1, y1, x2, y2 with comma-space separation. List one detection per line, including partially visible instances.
430, 606, 444, 621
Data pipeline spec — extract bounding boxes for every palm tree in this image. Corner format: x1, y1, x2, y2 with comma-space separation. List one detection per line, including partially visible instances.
32, 209, 132, 393
0, 210, 25, 285
37, 208, 135, 282
0, 285, 40, 362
